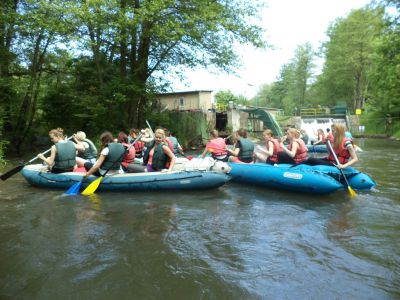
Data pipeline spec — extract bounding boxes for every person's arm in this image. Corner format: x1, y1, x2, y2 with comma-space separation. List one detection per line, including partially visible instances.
281, 141, 298, 158
256, 142, 273, 157
177, 144, 184, 156
38, 145, 57, 166
338, 144, 358, 169
74, 141, 85, 152
227, 141, 240, 157
201, 147, 208, 158
314, 135, 322, 145
85, 154, 106, 177
162, 145, 176, 172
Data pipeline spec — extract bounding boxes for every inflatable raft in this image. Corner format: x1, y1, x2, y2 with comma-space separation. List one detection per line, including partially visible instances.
21, 164, 231, 192
306, 144, 363, 153
307, 144, 328, 153
228, 163, 375, 195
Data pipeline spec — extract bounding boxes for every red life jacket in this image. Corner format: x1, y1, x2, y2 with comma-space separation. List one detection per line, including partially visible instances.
165, 138, 174, 153
327, 138, 351, 164
288, 138, 307, 163
266, 138, 281, 163
121, 142, 136, 168
134, 141, 144, 157
206, 138, 227, 157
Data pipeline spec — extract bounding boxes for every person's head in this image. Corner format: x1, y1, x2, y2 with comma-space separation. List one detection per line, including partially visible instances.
317, 128, 325, 136
332, 123, 346, 148
49, 128, 65, 143
326, 128, 330, 133
287, 128, 301, 140
164, 128, 171, 137
263, 129, 273, 140
75, 131, 86, 142
129, 128, 139, 138
117, 132, 128, 144
100, 131, 114, 149
237, 128, 247, 138
210, 129, 219, 138
154, 128, 166, 144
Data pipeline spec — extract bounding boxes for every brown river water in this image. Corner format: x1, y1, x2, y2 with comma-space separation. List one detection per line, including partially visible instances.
0, 138, 399, 299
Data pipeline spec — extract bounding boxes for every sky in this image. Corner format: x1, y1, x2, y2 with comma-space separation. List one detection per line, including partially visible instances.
169, 0, 372, 99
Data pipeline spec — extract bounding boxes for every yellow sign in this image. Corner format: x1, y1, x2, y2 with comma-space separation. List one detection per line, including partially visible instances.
356, 109, 362, 115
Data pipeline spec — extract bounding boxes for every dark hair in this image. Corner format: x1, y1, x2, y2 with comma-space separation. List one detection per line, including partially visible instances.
129, 128, 139, 135
117, 132, 128, 143
237, 128, 247, 138
326, 128, 330, 132
100, 131, 114, 150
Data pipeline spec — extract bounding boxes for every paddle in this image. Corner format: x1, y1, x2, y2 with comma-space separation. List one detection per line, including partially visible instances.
326, 140, 357, 197
1, 136, 73, 181
80, 133, 142, 196
0, 148, 52, 181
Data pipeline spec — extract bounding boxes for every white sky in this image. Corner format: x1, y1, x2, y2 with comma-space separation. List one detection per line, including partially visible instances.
170, 0, 371, 99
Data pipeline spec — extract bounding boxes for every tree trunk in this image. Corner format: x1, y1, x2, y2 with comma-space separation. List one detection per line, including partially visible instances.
120, 0, 127, 79
13, 32, 50, 153
87, 23, 104, 88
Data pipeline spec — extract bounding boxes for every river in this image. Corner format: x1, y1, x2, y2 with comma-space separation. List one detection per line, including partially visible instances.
0, 138, 399, 299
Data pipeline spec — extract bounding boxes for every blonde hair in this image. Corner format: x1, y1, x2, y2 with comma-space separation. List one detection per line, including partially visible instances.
287, 127, 301, 138
49, 128, 64, 139
210, 129, 219, 138
263, 129, 273, 137
333, 123, 346, 149
155, 128, 165, 139
75, 131, 86, 141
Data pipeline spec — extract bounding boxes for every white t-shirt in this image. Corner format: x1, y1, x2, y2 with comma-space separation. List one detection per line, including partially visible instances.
98, 147, 123, 175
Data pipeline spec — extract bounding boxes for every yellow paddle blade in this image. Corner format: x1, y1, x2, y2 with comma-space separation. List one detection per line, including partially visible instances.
348, 186, 357, 197
81, 176, 103, 196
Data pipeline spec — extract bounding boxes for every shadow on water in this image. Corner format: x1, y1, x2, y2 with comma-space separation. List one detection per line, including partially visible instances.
1, 138, 400, 299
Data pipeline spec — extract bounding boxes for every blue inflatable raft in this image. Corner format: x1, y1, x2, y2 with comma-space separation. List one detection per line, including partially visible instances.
21, 164, 231, 192
228, 163, 375, 195
307, 144, 328, 153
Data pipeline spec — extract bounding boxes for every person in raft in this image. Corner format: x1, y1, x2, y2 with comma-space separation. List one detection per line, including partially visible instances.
117, 132, 137, 172
326, 127, 334, 143
254, 129, 282, 165
201, 129, 229, 162
128, 128, 145, 158
142, 128, 176, 172
277, 127, 308, 164
165, 128, 184, 157
313, 128, 326, 145
228, 128, 255, 163
84, 131, 126, 177
38, 128, 84, 173
299, 123, 358, 169
73, 131, 98, 164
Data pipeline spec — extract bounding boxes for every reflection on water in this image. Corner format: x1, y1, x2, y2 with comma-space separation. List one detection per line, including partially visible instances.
0, 139, 400, 299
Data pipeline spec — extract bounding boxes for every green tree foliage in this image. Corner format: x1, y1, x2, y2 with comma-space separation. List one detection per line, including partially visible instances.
314, 6, 385, 111
368, 1, 400, 114
214, 90, 248, 108
251, 43, 314, 114
0, 0, 265, 154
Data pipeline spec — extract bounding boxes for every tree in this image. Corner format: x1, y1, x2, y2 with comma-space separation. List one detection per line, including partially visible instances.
368, 1, 400, 115
0, 0, 265, 153
214, 90, 248, 108
316, 6, 385, 111
69, 0, 265, 127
